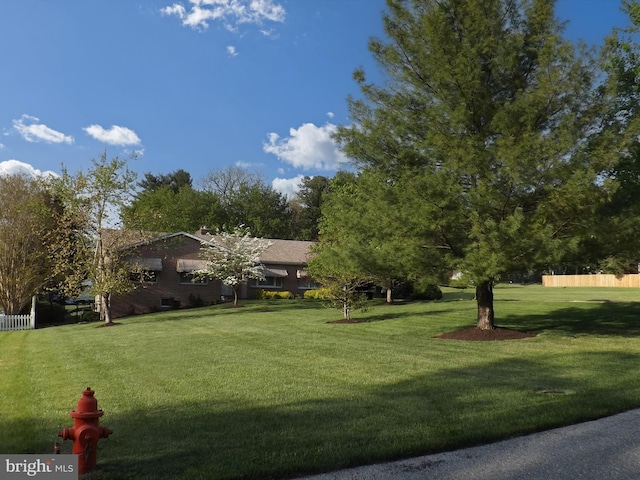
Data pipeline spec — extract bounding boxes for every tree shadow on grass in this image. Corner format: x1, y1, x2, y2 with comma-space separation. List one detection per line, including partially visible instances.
6, 350, 640, 480
499, 301, 640, 337
120, 301, 325, 326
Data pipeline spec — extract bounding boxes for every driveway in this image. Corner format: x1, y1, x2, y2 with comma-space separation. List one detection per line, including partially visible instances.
298, 409, 640, 479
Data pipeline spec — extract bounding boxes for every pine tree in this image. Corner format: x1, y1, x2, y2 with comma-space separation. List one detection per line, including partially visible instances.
334, 0, 635, 329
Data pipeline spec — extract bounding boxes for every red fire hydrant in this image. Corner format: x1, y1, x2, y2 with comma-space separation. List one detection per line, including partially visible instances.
58, 387, 112, 475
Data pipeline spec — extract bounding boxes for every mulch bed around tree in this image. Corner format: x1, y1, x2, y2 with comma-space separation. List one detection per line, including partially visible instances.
436, 326, 537, 341
327, 320, 537, 341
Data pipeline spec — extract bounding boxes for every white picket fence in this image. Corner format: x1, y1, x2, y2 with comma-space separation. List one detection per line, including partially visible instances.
0, 297, 36, 331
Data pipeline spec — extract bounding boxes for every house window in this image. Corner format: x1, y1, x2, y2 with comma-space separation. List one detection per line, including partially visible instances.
127, 257, 162, 284
298, 278, 321, 290
179, 272, 208, 285
251, 276, 283, 288
129, 271, 158, 283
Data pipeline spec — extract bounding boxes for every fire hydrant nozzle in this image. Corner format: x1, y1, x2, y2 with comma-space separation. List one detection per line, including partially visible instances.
58, 387, 112, 475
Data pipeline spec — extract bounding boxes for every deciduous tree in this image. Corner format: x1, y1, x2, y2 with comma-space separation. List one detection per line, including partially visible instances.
54, 152, 142, 324
200, 166, 294, 238
121, 184, 225, 233
306, 236, 374, 321
0, 175, 58, 314
290, 176, 330, 240
194, 226, 272, 306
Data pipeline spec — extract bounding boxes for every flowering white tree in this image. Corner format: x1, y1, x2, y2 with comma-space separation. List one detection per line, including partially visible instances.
195, 227, 272, 306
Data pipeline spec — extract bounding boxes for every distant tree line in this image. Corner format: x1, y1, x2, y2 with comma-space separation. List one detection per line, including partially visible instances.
120, 166, 329, 241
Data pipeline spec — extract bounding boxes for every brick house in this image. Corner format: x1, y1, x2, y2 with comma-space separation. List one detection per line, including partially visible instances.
108, 230, 317, 318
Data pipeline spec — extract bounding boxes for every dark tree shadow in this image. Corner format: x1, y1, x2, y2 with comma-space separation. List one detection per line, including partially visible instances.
499, 301, 640, 337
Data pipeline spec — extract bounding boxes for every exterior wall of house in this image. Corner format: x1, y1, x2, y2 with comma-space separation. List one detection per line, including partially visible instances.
109, 232, 316, 318
246, 264, 318, 299
110, 235, 222, 318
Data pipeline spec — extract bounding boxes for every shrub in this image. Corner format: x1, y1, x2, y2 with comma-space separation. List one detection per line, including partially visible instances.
188, 293, 204, 308
303, 288, 333, 300
411, 284, 443, 301
80, 311, 100, 322
257, 290, 294, 300
422, 284, 443, 300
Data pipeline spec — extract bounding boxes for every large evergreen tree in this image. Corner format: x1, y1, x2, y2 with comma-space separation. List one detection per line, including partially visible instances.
334, 0, 635, 329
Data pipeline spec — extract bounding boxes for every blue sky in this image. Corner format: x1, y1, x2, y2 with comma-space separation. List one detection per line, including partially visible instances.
0, 0, 632, 198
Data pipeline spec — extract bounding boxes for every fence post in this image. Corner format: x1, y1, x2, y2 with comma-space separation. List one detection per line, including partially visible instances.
30, 296, 36, 329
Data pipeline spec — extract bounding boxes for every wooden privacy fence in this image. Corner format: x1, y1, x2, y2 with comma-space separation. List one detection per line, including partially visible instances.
542, 274, 640, 288
0, 297, 36, 331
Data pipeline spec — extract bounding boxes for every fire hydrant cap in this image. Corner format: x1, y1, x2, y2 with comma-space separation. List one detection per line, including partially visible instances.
70, 387, 103, 418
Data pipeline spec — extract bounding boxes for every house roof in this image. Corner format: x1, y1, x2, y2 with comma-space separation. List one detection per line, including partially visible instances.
112, 229, 315, 267
259, 239, 315, 265
192, 231, 315, 266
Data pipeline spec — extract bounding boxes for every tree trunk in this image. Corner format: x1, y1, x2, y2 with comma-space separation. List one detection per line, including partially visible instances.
386, 287, 393, 304
476, 281, 495, 330
101, 293, 113, 325
343, 300, 351, 321
232, 286, 239, 306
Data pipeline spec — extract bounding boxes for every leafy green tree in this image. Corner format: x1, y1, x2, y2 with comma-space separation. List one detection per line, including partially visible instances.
225, 182, 293, 239
317, 171, 436, 304
0, 175, 58, 314
194, 226, 272, 306
306, 242, 373, 321
334, 0, 635, 329
54, 152, 144, 324
122, 185, 226, 233
290, 176, 330, 240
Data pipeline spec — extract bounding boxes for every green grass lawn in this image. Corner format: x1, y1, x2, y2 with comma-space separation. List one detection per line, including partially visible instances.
2, 284, 640, 479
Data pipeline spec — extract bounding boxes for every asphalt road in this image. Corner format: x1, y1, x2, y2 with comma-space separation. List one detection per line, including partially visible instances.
298, 409, 640, 480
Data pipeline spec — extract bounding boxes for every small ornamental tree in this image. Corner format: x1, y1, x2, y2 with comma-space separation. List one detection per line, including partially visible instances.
306, 242, 374, 322
195, 227, 272, 306
51, 152, 141, 325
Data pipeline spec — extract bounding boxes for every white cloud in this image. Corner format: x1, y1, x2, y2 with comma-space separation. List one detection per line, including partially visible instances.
235, 160, 263, 169
12, 115, 74, 144
326, 112, 334, 119
161, 0, 285, 32
272, 174, 304, 199
0, 160, 58, 178
227, 45, 238, 57
83, 124, 141, 146
263, 122, 348, 170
